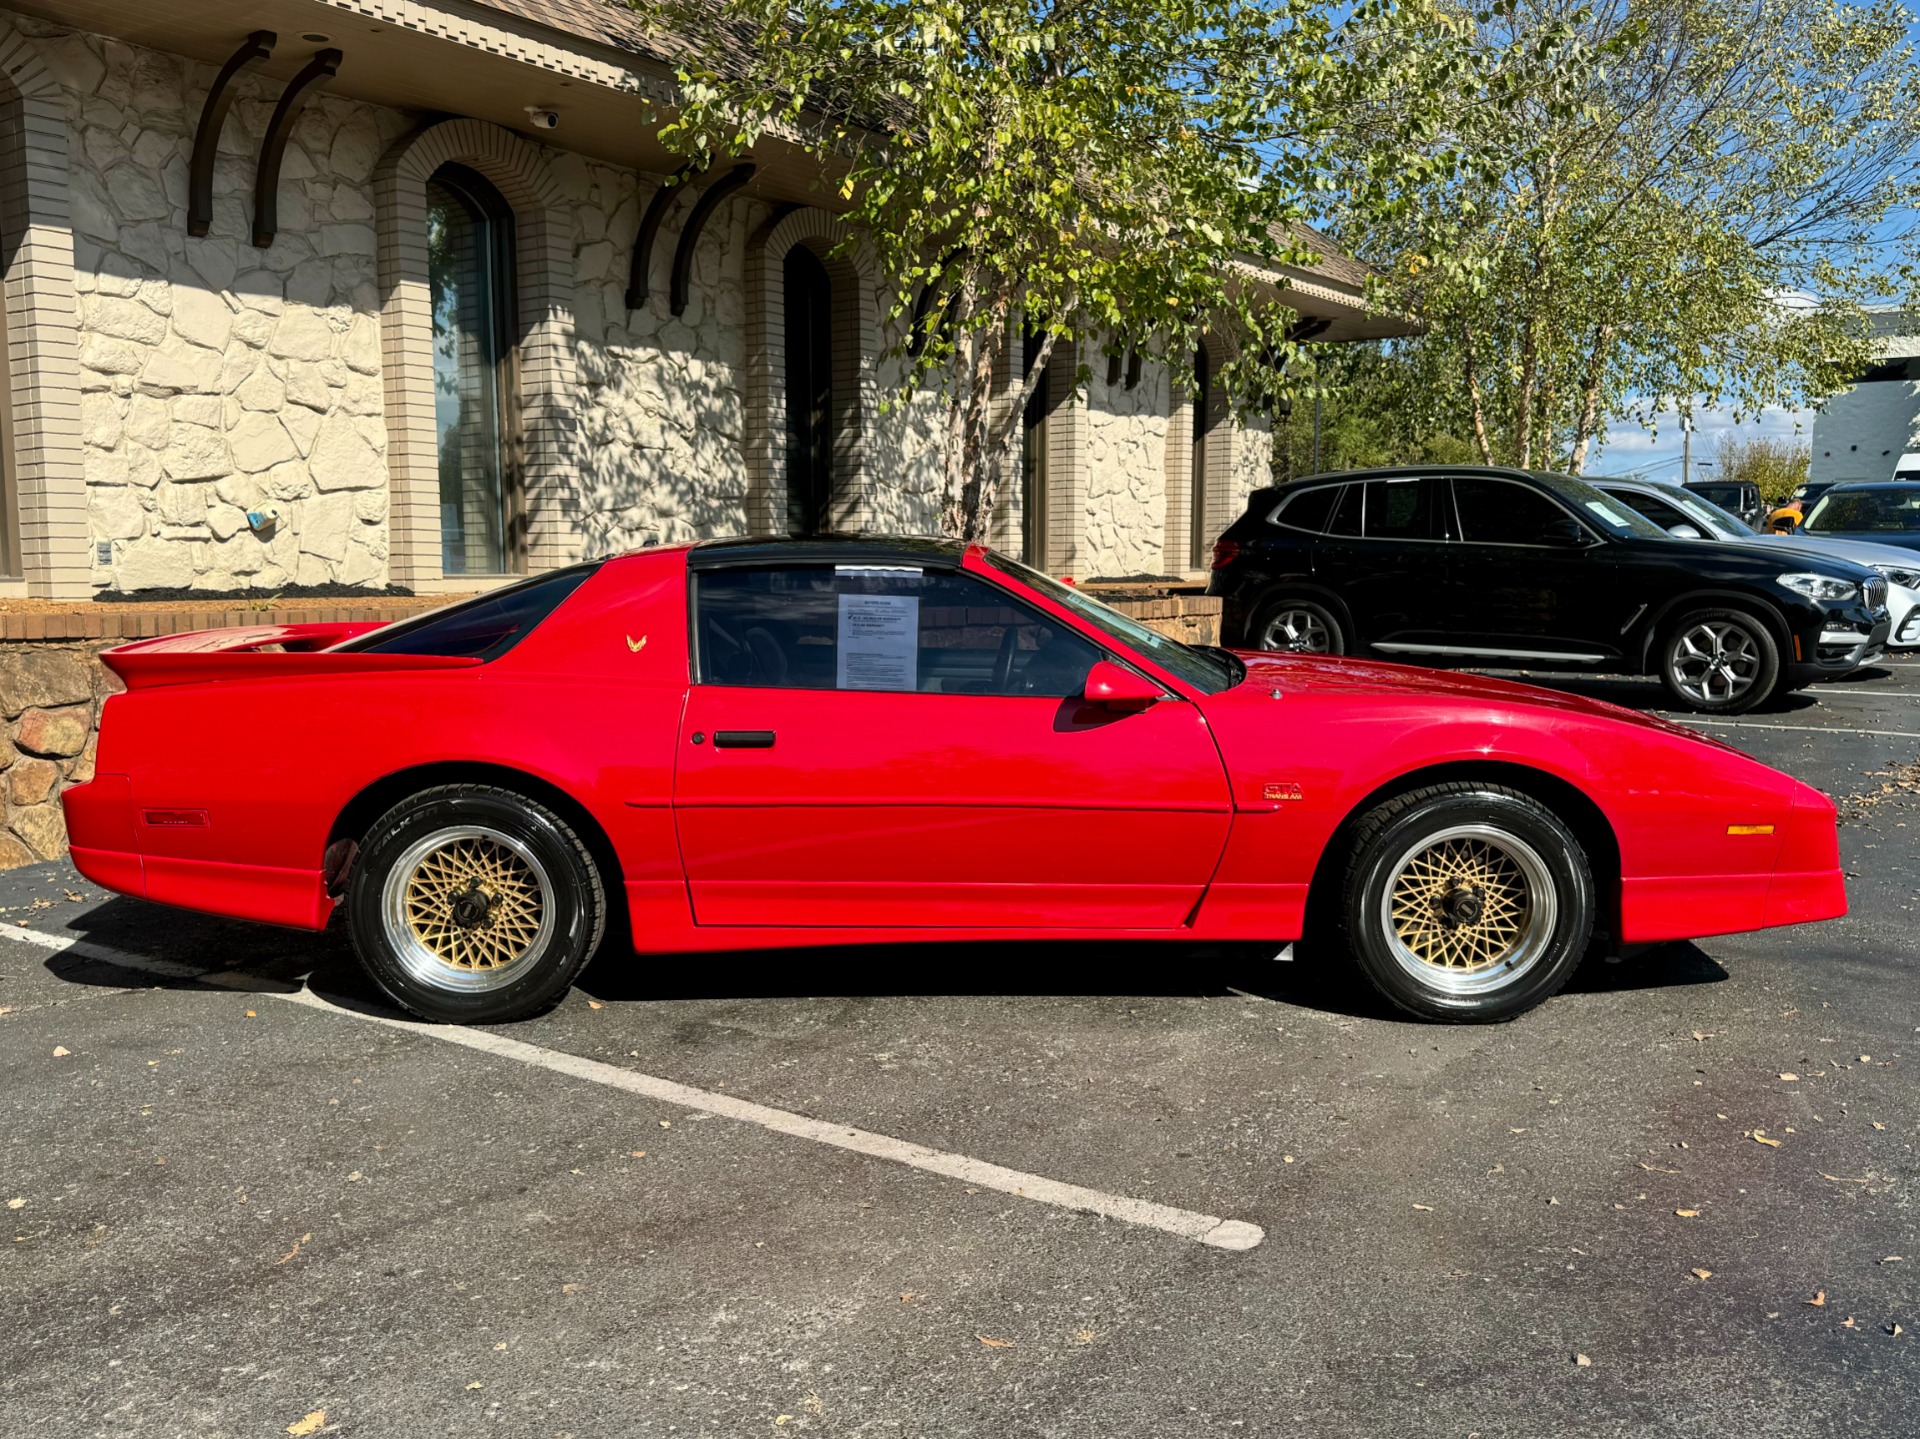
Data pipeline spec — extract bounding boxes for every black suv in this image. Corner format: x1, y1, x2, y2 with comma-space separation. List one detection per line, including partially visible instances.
1209, 466, 1889, 714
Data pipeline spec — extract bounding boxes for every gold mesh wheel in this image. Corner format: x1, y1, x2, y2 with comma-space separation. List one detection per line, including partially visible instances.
1379, 823, 1557, 997
381, 825, 556, 993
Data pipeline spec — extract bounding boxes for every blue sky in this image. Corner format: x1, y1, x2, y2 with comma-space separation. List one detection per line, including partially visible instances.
1586, 402, 1813, 480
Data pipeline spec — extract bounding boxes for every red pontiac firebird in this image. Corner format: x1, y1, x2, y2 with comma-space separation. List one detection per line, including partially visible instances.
61, 537, 1845, 1024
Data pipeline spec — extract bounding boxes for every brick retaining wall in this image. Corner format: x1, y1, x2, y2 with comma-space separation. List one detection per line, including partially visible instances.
0, 588, 1220, 869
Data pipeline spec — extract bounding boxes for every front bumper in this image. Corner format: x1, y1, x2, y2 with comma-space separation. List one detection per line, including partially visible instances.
1788, 599, 1890, 680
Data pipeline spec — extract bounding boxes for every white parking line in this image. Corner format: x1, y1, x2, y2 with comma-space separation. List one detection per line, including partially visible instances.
1676, 718, 1920, 741
0, 922, 1264, 1253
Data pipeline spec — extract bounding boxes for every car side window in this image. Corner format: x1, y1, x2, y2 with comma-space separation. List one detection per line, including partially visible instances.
1362, 477, 1444, 541
1609, 490, 1689, 530
1452, 477, 1579, 546
1270, 484, 1341, 533
1325, 484, 1363, 537
694, 565, 1102, 697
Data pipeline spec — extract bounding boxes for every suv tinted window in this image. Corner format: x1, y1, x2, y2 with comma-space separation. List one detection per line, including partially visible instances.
1607, 489, 1691, 531
1326, 484, 1363, 537
1806, 488, 1920, 533
1271, 484, 1340, 534
695, 564, 1102, 697
331, 564, 599, 660
1452, 477, 1578, 545
1363, 477, 1444, 540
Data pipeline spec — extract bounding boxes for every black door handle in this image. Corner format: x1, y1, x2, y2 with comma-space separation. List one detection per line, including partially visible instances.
713, 730, 776, 749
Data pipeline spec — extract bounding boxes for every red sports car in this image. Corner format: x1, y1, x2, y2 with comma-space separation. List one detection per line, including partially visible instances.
61, 537, 1845, 1024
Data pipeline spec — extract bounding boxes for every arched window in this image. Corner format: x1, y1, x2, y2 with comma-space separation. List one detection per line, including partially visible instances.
784, 245, 834, 535
427, 163, 517, 576
1189, 344, 1213, 570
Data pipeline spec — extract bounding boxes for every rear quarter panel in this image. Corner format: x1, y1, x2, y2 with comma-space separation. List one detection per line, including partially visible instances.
90, 550, 692, 928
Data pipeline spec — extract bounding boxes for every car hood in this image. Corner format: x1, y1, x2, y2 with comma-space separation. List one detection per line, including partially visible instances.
1220, 650, 1741, 750
1797, 528, 1920, 555
1755, 534, 1920, 572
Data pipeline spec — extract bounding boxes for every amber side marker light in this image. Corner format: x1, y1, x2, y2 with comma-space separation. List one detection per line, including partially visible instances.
1727, 824, 1776, 836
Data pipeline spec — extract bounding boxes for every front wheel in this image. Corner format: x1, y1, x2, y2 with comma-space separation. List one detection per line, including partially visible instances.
1339, 783, 1594, 1022
346, 785, 606, 1023
1253, 598, 1346, 655
1658, 608, 1780, 714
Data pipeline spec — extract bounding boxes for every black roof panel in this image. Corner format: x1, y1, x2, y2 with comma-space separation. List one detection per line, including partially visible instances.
686, 534, 967, 570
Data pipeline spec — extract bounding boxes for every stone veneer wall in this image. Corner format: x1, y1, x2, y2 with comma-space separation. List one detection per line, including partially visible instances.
0, 641, 112, 865
10, 12, 1274, 597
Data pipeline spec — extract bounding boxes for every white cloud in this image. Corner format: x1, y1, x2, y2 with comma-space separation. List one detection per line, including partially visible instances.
1588, 403, 1813, 478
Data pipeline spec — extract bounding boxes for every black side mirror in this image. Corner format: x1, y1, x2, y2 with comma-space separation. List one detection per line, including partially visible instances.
1540, 517, 1589, 546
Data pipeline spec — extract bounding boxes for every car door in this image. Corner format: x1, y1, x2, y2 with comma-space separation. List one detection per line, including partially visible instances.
1439, 474, 1619, 663
672, 558, 1234, 929
1308, 477, 1452, 648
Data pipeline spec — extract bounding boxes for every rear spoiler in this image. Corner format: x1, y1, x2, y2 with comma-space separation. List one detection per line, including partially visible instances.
100, 623, 482, 691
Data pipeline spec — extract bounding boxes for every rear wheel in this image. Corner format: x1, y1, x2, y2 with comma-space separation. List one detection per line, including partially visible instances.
347, 785, 605, 1023
1658, 607, 1780, 714
1339, 783, 1594, 1022
1254, 598, 1346, 655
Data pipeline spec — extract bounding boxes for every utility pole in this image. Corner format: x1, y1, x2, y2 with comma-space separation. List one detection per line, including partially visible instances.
1681, 411, 1692, 484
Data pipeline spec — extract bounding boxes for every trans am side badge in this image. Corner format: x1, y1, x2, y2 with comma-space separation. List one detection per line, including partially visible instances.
626, 634, 647, 653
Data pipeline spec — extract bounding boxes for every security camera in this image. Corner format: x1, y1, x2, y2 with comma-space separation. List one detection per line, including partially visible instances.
524, 107, 560, 130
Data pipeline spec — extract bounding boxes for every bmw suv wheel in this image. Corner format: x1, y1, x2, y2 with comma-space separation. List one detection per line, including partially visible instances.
1658, 608, 1780, 714
1255, 599, 1345, 654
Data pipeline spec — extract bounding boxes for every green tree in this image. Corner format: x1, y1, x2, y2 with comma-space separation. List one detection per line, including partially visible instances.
650, 0, 1555, 538
1329, 0, 1920, 475
1714, 432, 1810, 505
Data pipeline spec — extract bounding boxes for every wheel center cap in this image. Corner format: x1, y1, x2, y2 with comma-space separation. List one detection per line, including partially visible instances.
451, 884, 494, 930
1439, 885, 1485, 928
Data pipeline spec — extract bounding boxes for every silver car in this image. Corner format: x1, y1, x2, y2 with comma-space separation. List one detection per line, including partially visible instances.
1594, 478, 1920, 650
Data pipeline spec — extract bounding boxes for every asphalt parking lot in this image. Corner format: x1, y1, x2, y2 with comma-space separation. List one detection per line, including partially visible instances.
3, 662, 1917, 1438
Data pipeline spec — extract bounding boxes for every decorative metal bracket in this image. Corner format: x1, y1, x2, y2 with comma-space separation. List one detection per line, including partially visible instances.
253, 47, 343, 248
669, 163, 756, 316
625, 163, 698, 310
188, 30, 276, 238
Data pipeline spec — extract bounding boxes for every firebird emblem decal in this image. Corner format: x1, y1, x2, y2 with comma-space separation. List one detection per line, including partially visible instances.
626, 634, 647, 653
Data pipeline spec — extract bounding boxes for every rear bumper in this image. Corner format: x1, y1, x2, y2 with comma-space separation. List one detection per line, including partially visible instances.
61, 777, 334, 930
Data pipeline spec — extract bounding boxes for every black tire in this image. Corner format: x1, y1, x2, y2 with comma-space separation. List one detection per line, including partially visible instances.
346, 784, 606, 1023
1338, 783, 1594, 1023
1251, 597, 1346, 655
1656, 607, 1781, 714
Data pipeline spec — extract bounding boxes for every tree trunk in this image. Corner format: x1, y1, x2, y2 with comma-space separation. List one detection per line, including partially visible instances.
1515, 314, 1539, 470
1567, 324, 1615, 475
1461, 321, 1495, 465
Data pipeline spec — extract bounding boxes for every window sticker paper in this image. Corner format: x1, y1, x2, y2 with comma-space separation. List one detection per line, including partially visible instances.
837, 592, 919, 691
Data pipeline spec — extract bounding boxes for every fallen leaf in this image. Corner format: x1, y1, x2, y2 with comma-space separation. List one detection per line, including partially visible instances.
1640, 1163, 1680, 1174
562, 1283, 581, 1294
900, 1293, 917, 1302
587, 1000, 605, 1010
1822, 1174, 1870, 1184
63, 890, 83, 902
0, 1007, 12, 1015
1690, 1267, 1713, 1281
52, 1046, 69, 1057
1752, 1132, 1782, 1148
1880, 1256, 1905, 1265
287, 1412, 326, 1437
1675, 1209, 1700, 1218
1509, 1127, 1528, 1134
1691, 1030, 1714, 1042
1574, 1353, 1591, 1367
774, 1418, 794, 1428
1778, 1073, 1798, 1081
629, 1151, 647, 1159
465, 1381, 483, 1390
1844, 1316, 1858, 1329
1890, 1323, 1905, 1337
245, 1010, 257, 1018
659, 1120, 672, 1129
346, 1171, 363, 1182
1412, 1204, 1433, 1212
1859, 1055, 1872, 1063
977, 1335, 1014, 1348
276, 1233, 312, 1265
1807, 1291, 1827, 1307
1071, 1327, 1098, 1344
5, 1198, 22, 1210
1873, 1122, 1887, 1131
494, 1341, 507, 1350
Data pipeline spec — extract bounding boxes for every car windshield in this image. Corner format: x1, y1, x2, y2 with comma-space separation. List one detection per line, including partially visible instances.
982, 553, 1243, 695
1662, 488, 1753, 538
1804, 488, 1920, 533
1530, 472, 1670, 539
